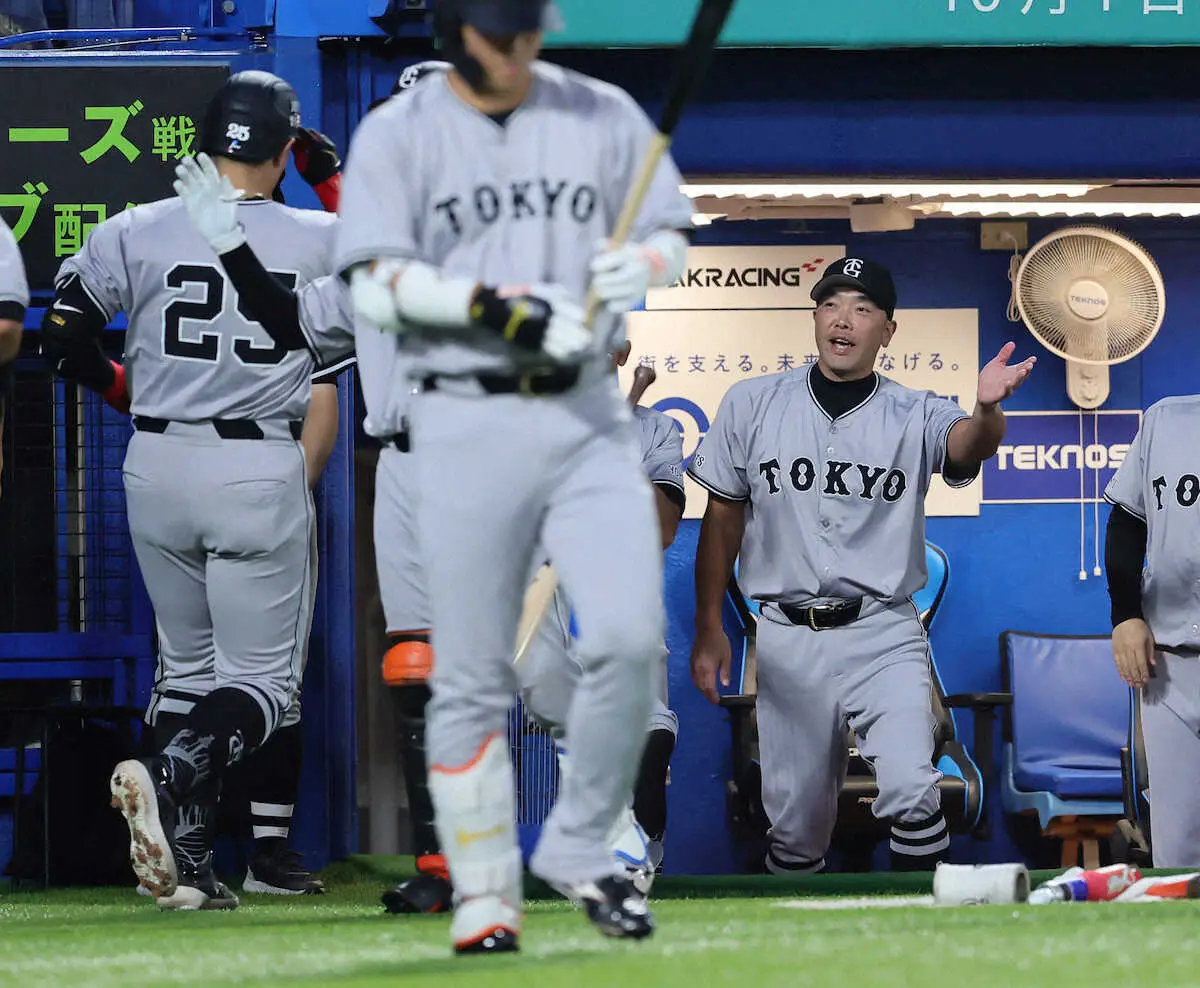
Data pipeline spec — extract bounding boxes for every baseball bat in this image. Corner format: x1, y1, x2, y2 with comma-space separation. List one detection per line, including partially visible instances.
515, 0, 736, 668
628, 363, 657, 406
583, 0, 739, 327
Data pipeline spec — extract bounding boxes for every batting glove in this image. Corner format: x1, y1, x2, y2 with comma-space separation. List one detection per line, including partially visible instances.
589, 239, 665, 314
173, 153, 246, 255
292, 128, 342, 212
470, 284, 591, 364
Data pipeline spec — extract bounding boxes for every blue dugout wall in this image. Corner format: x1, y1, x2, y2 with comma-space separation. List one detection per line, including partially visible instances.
4, 4, 1200, 876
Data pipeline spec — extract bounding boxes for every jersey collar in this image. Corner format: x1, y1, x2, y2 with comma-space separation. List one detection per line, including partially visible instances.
805, 363, 880, 423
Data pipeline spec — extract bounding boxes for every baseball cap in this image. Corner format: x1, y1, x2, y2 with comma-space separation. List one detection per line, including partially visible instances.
458, 0, 563, 35
810, 257, 898, 318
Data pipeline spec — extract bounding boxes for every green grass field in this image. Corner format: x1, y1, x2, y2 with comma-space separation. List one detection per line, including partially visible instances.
2, 860, 1197, 988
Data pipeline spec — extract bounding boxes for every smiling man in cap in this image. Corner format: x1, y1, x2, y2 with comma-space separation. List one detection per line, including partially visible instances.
687, 255, 1036, 876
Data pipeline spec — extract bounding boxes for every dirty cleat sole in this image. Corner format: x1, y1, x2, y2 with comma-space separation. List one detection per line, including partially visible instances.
110, 759, 177, 898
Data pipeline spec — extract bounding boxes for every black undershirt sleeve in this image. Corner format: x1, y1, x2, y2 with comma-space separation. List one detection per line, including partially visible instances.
217, 244, 307, 353
1105, 503, 1148, 628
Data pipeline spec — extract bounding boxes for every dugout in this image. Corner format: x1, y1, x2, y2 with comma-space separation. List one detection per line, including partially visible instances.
3, 0, 1200, 880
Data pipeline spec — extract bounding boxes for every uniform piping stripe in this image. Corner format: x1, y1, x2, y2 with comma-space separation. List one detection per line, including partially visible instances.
284, 485, 318, 711
685, 470, 749, 502
939, 414, 980, 489
1104, 492, 1146, 521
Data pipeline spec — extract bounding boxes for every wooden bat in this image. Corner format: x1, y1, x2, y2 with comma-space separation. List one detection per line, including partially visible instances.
515, 0, 736, 668
628, 363, 657, 407
583, 0, 739, 328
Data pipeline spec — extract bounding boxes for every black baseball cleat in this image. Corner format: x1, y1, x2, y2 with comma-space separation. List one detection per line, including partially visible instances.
455, 927, 520, 955
110, 757, 179, 899
557, 875, 656, 940
157, 851, 239, 911
243, 846, 326, 895
382, 873, 455, 914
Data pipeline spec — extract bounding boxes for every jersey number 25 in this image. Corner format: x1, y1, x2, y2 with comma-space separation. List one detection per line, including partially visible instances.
162, 262, 297, 366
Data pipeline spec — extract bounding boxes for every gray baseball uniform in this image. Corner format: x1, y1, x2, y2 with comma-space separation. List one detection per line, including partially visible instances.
689, 364, 972, 873
57, 198, 337, 734
0, 217, 29, 308
1105, 396, 1200, 867
335, 60, 694, 888
519, 404, 685, 739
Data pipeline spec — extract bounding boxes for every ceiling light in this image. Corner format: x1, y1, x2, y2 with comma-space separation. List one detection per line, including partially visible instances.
681, 182, 1102, 200
935, 201, 1200, 218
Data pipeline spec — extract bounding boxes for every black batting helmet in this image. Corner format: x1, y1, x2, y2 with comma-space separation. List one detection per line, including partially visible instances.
200, 70, 301, 164
433, 0, 563, 90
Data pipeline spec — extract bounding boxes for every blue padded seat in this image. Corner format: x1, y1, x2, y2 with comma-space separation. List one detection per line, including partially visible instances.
1000, 632, 1129, 850
1004, 633, 1128, 801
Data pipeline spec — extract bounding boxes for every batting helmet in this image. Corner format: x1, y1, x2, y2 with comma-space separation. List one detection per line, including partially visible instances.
200, 70, 301, 164
433, 0, 563, 90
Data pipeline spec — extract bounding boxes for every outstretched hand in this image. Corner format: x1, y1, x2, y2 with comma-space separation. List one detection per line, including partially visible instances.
978, 341, 1037, 406
173, 153, 246, 255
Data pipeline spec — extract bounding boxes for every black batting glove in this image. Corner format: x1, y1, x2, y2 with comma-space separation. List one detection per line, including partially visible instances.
470, 287, 551, 352
292, 127, 341, 187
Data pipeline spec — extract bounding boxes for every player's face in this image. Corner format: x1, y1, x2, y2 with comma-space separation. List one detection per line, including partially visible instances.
461, 24, 543, 96
812, 290, 896, 381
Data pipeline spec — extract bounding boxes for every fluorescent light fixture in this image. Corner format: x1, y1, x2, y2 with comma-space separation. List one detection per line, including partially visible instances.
682, 182, 1101, 200
936, 200, 1200, 218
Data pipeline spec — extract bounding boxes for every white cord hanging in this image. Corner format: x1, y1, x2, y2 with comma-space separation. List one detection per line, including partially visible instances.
1078, 408, 1087, 581
1004, 233, 1024, 325
1092, 411, 1103, 576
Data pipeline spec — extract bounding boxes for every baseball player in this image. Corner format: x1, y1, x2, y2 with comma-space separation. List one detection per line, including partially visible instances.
221, 126, 350, 898
168, 155, 679, 914
1105, 398, 1200, 867
335, 0, 693, 952
689, 257, 1035, 875
517, 340, 684, 885
40, 70, 337, 910
0, 215, 28, 502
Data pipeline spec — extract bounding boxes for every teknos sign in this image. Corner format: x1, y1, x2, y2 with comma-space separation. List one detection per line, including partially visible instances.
645, 246, 844, 310
982, 410, 1142, 504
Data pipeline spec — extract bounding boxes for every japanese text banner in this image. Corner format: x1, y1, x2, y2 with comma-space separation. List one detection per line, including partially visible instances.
0, 64, 229, 291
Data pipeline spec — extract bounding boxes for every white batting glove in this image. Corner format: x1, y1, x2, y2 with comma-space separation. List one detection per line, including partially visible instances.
529, 284, 592, 363
173, 153, 246, 255
589, 239, 664, 314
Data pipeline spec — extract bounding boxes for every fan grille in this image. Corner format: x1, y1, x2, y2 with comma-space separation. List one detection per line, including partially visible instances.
1016, 227, 1165, 365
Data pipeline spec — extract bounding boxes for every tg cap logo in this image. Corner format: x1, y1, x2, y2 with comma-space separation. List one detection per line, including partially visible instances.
842, 258, 864, 278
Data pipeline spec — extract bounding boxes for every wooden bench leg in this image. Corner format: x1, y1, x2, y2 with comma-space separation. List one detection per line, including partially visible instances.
1061, 838, 1080, 869
1082, 839, 1101, 870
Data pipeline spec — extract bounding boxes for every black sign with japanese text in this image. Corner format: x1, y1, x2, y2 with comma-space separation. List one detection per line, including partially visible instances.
0, 63, 230, 292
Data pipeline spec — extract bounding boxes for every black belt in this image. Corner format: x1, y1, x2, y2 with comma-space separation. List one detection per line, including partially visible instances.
778, 598, 863, 631
422, 365, 580, 397
133, 417, 303, 441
